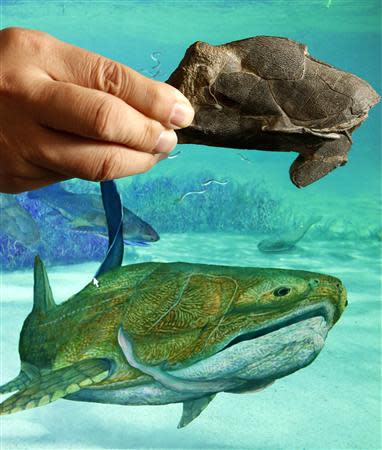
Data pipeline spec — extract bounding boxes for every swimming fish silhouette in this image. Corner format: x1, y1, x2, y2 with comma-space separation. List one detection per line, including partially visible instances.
258, 217, 322, 253
0, 195, 40, 249
28, 184, 159, 245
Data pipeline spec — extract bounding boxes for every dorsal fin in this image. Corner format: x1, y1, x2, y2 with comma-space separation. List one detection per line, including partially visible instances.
33, 256, 56, 313
95, 181, 124, 278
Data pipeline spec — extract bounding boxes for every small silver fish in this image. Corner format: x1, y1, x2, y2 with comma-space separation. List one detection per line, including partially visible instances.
238, 153, 252, 163
201, 179, 229, 186
168, 150, 182, 159
150, 52, 161, 70
150, 52, 161, 78
178, 190, 207, 203
139, 51, 161, 78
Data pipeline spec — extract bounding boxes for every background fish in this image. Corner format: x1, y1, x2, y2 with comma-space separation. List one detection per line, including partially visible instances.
27, 184, 159, 245
0, 195, 40, 249
258, 216, 322, 253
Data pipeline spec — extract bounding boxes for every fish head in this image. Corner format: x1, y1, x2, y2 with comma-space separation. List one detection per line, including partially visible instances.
123, 213, 159, 243
138, 225, 159, 243
168, 267, 347, 387
229, 268, 346, 330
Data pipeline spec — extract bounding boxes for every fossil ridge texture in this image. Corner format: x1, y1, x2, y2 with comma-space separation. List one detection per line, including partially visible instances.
167, 37, 380, 187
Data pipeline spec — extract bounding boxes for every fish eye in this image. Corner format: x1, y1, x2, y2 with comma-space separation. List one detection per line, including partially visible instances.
273, 287, 291, 297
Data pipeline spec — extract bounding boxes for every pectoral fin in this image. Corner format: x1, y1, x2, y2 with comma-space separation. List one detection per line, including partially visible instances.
118, 327, 226, 395
0, 362, 40, 395
0, 358, 111, 416
0, 372, 32, 396
178, 394, 216, 428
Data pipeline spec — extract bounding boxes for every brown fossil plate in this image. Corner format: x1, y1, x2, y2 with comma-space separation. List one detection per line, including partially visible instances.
167, 37, 380, 187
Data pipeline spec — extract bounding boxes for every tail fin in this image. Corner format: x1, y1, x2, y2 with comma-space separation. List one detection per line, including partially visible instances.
32, 256, 56, 314
298, 216, 323, 241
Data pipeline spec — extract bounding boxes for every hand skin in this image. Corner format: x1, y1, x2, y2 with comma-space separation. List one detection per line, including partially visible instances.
0, 27, 195, 193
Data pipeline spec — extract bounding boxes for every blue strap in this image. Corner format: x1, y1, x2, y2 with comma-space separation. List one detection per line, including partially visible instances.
95, 181, 124, 277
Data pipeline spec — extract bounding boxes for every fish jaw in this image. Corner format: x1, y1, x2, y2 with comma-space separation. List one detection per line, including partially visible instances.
130, 229, 160, 243
110, 270, 346, 397
122, 212, 160, 243
171, 303, 332, 384
117, 299, 335, 397
68, 307, 330, 407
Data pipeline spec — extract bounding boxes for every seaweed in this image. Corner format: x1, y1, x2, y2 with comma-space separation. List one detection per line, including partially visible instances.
0, 173, 380, 270
121, 172, 290, 234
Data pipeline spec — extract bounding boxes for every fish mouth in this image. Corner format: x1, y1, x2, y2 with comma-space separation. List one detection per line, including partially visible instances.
139, 231, 160, 242
219, 301, 335, 353
148, 231, 160, 242
146, 234, 160, 242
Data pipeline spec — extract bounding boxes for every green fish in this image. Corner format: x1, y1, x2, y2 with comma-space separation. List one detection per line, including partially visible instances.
0, 182, 347, 428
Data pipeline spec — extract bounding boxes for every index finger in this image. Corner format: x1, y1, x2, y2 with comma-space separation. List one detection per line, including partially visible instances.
45, 36, 194, 129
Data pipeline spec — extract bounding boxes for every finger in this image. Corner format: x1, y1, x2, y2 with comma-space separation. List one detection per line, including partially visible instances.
30, 79, 178, 154
0, 121, 68, 192
0, 166, 67, 194
35, 127, 166, 181
44, 37, 194, 128
0, 174, 68, 194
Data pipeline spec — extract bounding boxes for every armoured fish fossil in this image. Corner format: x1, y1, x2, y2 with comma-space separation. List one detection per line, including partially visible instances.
167, 36, 380, 187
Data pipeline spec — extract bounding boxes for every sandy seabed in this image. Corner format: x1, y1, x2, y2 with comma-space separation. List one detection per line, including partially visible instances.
1, 233, 381, 450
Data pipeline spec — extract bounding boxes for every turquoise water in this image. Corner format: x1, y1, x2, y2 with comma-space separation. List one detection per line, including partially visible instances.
0, 1, 381, 449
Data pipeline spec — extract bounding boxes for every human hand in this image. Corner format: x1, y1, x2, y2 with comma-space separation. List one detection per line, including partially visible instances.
0, 27, 194, 193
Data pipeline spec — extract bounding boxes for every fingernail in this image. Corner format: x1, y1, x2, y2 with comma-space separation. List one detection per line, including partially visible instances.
154, 129, 177, 153
170, 102, 195, 128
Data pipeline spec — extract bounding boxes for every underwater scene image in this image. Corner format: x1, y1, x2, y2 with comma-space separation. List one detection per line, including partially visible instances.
0, 1, 381, 449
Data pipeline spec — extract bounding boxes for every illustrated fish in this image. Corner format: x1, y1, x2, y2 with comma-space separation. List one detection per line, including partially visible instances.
258, 216, 322, 253
167, 150, 182, 159
201, 179, 229, 186
27, 183, 159, 245
0, 195, 40, 248
140, 51, 161, 78
238, 153, 252, 164
0, 182, 347, 428
177, 189, 207, 203
150, 51, 161, 73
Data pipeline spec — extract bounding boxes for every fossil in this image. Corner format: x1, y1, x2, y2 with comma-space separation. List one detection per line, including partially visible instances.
167, 37, 380, 187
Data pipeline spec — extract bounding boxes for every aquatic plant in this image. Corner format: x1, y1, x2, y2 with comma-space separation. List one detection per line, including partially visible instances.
121, 172, 291, 234
0, 173, 380, 270
1, 194, 107, 271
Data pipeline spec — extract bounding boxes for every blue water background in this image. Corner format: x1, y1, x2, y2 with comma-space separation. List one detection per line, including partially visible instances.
0, 1, 381, 449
